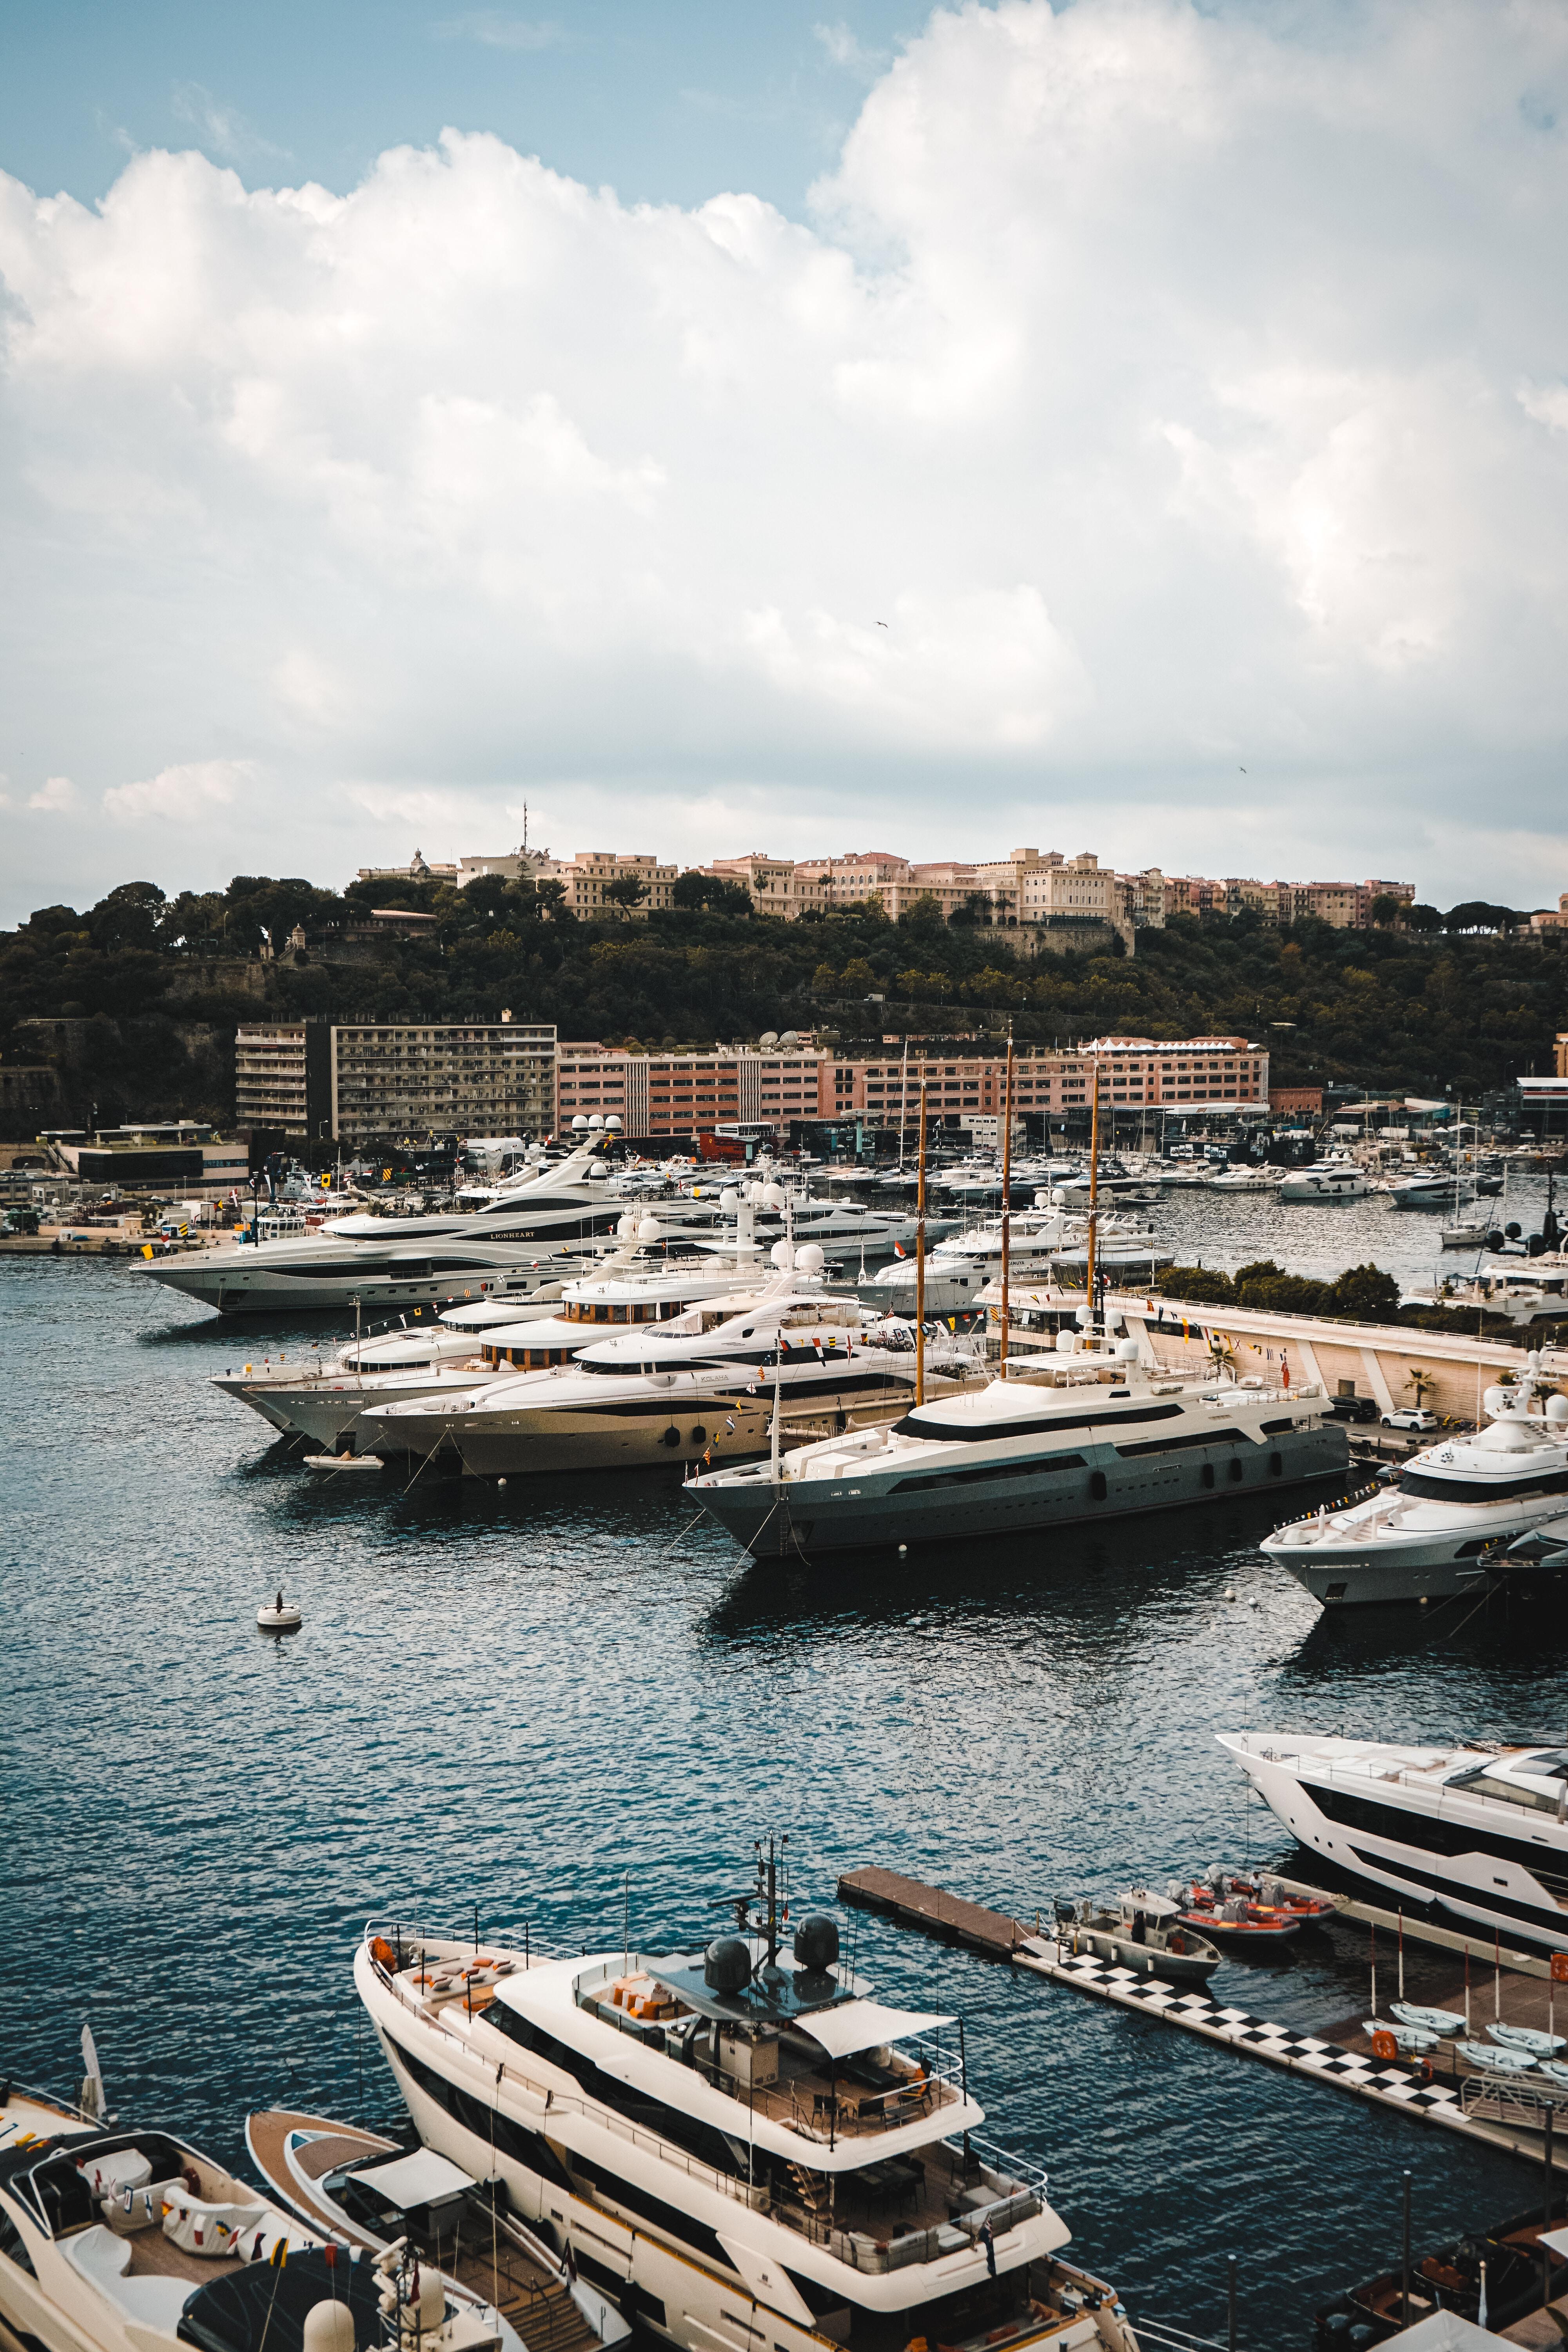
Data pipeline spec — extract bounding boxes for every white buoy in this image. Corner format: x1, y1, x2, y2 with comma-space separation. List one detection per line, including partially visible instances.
898, 1543, 907, 1554
1247, 1595, 1260, 1608
1223, 1587, 1237, 1602
257, 1591, 302, 1633
497, 1477, 507, 1488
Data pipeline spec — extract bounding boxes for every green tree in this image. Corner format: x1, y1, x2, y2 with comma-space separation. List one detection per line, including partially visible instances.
602, 875, 650, 920
840, 957, 876, 992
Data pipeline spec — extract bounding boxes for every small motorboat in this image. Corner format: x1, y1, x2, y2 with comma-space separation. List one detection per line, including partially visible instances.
1457, 2039, 1538, 2074
1172, 1875, 1302, 1943
1039, 1889, 1221, 1985
257, 1592, 303, 1633
1490, 2022, 1568, 2058
1392, 2001, 1467, 2036
303, 1451, 387, 1471
1223, 1872, 1336, 1923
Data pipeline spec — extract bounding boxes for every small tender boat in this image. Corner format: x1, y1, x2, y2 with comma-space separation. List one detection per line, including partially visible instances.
303, 1452, 388, 1471
1037, 1890, 1221, 1985
1364, 2018, 1439, 2055
1223, 1873, 1336, 1923
256, 1593, 303, 1633
1391, 2001, 1467, 2036
1457, 2039, 1538, 2074
1173, 1876, 1302, 1943
1490, 2022, 1568, 2057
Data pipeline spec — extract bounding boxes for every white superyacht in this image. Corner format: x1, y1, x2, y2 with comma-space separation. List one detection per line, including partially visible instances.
353, 1868, 1139, 2352
1262, 1354, 1568, 1605
684, 1320, 1345, 1559
359, 1252, 982, 1477
1218, 1731, 1568, 1955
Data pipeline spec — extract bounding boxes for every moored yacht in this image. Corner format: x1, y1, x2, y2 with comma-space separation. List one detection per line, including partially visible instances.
1277, 1164, 1369, 1203
0, 2079, 514, 2352
353, 1870, 1139, 2352
1262, 1353, 1568, 1605
359, 1259, 983, 1477
1218, 1731, 1568, 1954
684, 1321, 1345, 1559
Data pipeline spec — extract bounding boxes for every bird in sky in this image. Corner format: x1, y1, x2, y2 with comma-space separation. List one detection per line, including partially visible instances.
877, 620, 888, 628
1239, 765, 1247, 773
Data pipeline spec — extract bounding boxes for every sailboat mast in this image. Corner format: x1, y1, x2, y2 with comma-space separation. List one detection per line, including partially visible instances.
916, 1077, 927, 1406
1085, 1060, 1101, 1323
1000, 1032, 1014, 1374
898, 1042, 909, 1173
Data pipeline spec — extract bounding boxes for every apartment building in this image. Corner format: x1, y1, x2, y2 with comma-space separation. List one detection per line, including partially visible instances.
557, 1045, 828, 1133
704, 856, 831, 918
329, 1021, 557, 1144
1164, 874, 1416, 928
234, 1022, 332, 1138
543, 851, 680, 918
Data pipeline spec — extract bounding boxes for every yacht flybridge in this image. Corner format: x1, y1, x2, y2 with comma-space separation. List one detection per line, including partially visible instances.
0, 2079, 516, 2352
684, 1323, 1345, 1560
1218, 1731, 1568, 1954
1263, 1354, 1568, 1606
354, 1890, 1137, 2352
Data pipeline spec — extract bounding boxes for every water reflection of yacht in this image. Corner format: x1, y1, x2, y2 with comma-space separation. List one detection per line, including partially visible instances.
353, 1862, 1139, 2352
1262, 1354, 1568, 1605
1219, 1731, 1568, 1954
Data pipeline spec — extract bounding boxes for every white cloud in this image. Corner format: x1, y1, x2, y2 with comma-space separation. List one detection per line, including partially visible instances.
170, 82, 290, 165
27, 777, 78, 812
102, 759, 257, 822
433, 13, 562, 52
813, 23, 886, 76
3, 0, 1568, 916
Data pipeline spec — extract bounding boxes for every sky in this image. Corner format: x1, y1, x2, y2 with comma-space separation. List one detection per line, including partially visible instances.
2, 0, 1568, 923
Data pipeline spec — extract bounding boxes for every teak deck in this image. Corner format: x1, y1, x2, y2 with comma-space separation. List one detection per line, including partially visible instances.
838, 1866, 1027, 1958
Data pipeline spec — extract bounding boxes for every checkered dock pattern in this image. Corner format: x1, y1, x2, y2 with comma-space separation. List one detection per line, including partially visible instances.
1018, 1942, 1464, 2118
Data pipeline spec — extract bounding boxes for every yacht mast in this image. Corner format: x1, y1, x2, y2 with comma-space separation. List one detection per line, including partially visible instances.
999, 1031, 1014, 1375
1085, 1059, 1100, 1324
898, 1040, 909, 1173
915, 1076, 927, 1406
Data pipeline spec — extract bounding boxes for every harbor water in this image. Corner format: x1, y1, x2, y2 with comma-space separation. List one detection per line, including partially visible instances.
4, 1216, 1566, 2345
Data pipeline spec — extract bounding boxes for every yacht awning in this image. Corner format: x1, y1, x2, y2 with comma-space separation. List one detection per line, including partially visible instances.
354, 2150, 474, 2207
794, 2001, 953, 2060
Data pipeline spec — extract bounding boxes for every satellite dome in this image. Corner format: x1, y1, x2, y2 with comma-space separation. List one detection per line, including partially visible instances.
793, 1914, 840, 1972
760, 1031, 779, 1049
588, 1113, 604, 1128
720, 1187, 740, 1211
704, 1937, 753, 1994
638, 1216, 662, 1243
771, 1239, 796, 1270
617, 1214, 637, 1239
571, 1116, 590, 1132
795, 1242, 825, 1275
589, 1160, 608, 1179
604, 1114, 623, 1131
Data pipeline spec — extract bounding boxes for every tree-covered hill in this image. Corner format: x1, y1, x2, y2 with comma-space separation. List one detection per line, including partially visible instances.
2, 871, 1564, 1129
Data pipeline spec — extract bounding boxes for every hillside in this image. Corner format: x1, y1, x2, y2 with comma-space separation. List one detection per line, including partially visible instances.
2, 871, 1564, 1131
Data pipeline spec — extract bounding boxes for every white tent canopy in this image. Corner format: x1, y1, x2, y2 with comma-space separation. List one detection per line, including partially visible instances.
354, 2149, 475, 2207
794, 2001, 953, 2061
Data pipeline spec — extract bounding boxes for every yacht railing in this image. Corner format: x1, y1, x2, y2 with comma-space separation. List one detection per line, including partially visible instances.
364, 1939, 1045, 2275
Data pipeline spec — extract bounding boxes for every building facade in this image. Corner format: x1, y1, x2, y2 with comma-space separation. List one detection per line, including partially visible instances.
234, 1022, 333, 1138
329, 1022, 557, 1143
1164, 874, 1416, 928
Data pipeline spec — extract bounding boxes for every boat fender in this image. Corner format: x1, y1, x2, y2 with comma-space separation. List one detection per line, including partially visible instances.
661, 1427, 681, 1446
1089, 1470, 1107, 1501
370, 1936, 399, 1974
183, 2167, 201, 2195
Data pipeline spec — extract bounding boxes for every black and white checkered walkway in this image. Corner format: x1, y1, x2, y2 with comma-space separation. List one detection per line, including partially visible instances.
1026, 1944, 1464, 2117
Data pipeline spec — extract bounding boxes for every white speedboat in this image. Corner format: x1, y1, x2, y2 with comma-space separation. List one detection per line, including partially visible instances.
244, 2109, 627, 2352
1277, 1166, 1369, 1203
1218, 1730, 1568, 1954
360, 1260, 983, 1476
353, 1872, 1139, 2352
1261, 1354, 1568, 1604
686, 1321, 1345, 1559
0, 2079, 515, 2352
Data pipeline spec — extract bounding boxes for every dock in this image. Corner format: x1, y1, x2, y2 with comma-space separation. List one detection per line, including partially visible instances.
840, 1865, 1568, 2173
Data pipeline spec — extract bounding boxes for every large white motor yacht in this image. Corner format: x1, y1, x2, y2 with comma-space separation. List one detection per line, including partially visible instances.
139, 1148, 635, 1316
353, 1881, 1138, 2352
0, 2080, 515, 2352
1276, 1164, 1369, 1203
213, 1221, 770, 1451
685, 1323, 1345, 1559
1218, 1731, 1568, 1953
1262, 1354, 1568, 1605
359, 1257, 982, 1476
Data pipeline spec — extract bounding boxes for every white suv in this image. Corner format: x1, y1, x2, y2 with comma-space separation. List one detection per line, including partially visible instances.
1381, 1407, 1439, 1432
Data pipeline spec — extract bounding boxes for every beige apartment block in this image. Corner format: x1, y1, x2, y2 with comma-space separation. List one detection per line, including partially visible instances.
234, 1022, 332, 1138
704, 855, 830, 918
557, 1044, 828, 1132
330, 1021, 557, 1143
544, 852, 679, 917
1164, 874, 1416, 928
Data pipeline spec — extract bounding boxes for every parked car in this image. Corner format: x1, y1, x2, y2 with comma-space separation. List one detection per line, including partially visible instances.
1328, 1394, 1379, 1424
1380, 1407, 1439, 1431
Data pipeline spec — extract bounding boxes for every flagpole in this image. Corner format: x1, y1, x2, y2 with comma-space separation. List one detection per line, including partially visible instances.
1000, 1030, 1014, 1377
916, 1078, 927, 1407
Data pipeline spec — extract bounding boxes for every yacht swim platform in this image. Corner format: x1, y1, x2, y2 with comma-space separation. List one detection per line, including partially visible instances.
840, 1866, 1568, 2175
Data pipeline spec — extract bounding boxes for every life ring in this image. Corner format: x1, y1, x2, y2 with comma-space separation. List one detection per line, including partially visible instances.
1370, 2030, 1398, 2063
183, 2167, 202, 2195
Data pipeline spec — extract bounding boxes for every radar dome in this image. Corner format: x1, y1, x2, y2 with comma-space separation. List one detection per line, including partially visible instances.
771, 1239, 796, 1270
588, 1113, 604, 1128
720, 1187, 740, 1211
1483, 1387, 1508, 1417
589, 1160, 608, 1179
793, 1913, 840, 1971
304, 2304, 357, 2352
795, 1242, 825, 1274
604, 1114, 623, 1131
638, 1216, 662, 1243
571, 1116, 590, 1132
1117, 1338, 1140, 1362
760, 1031, 779, 1049
1546, 1395, 1568, 1426
764, 1182, 786, 1210
617, 1214, 637, 1239
704, 1937, 753, 1994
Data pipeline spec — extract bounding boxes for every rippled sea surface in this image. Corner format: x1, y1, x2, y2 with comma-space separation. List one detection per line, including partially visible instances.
4, 1207, 1565, 2347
